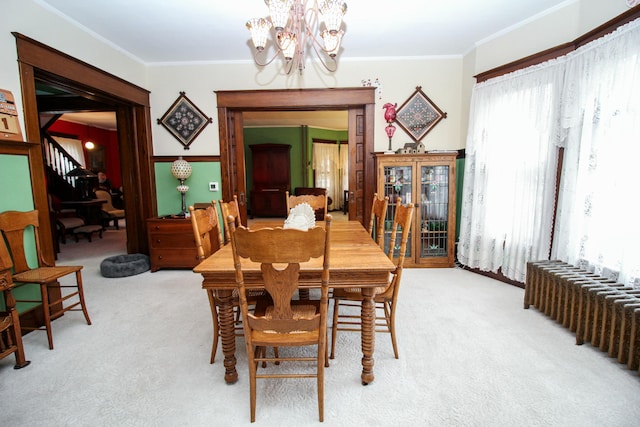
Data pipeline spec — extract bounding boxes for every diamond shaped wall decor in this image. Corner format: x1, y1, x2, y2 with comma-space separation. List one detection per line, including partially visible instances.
395, 86, 447, 143
157, 92, 212, 150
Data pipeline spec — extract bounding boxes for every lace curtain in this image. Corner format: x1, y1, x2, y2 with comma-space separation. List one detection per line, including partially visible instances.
458, 62, 563, 282
552, 19, 640, 287
312, 143, 342, 209
459, 17, 640, 285
340, 143, 349, 208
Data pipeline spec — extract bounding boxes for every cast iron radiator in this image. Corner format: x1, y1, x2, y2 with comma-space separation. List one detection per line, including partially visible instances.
525, 260, 640, 374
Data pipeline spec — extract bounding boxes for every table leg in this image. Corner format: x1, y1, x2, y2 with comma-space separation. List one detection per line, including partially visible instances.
216, 289, 238, 384
360, 287, 375, 385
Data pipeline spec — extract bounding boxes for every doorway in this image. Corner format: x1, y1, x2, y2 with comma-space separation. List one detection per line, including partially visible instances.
14, 33, 156, 261
216, 87, 377, 227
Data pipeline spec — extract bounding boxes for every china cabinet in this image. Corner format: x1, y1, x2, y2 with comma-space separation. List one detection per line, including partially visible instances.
375, 152, 457, 267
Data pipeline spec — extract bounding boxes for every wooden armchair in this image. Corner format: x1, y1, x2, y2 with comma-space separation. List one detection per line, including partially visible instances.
287, 190, 328, 220
368, 193, 389, 249
0, 210, 92, 350
0, 236, 30, 369
228, 214, 332, 423
330, 200, 414, 360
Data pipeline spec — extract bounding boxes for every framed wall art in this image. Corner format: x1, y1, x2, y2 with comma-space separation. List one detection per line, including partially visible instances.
395, 86, 447, 143
157, 92, 212, 150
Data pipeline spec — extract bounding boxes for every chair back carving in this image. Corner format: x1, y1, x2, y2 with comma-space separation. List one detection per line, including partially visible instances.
218, 195, 241, 243
189, 202, 224, 260
368, 193, 389, 249
286, 191, 328, 220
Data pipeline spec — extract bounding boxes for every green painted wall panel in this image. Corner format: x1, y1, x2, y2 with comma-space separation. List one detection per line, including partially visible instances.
154, 161, 222, 217
0, 154, 40, 313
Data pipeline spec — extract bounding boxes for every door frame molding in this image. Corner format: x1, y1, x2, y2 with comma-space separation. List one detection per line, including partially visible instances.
13, 32, 156, 257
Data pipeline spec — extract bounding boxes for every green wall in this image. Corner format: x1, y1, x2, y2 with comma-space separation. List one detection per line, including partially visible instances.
243, 126, 347, 210
0, 154, 39, 313
154, 161, 222, 217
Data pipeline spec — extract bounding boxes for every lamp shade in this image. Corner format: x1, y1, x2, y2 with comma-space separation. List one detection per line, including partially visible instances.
67, 167, 97, 177
170, 157, 192, 180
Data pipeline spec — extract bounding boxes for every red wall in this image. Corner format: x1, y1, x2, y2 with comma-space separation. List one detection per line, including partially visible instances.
48, 120, 122, 188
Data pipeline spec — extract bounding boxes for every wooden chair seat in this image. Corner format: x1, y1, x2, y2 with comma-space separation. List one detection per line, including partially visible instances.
13, 265, 82, 283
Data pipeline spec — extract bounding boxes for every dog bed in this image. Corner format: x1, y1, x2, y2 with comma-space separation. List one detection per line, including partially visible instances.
100, 253, 150, 278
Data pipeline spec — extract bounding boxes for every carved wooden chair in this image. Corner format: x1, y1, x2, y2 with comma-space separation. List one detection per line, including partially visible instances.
0, 210, 92, 350
286, 190, 328, 221
189, 202, 225, 363
330, 200, 414, 359
368, 193, 389, 249
0, 236, 30, 369
228, 214, 332, 423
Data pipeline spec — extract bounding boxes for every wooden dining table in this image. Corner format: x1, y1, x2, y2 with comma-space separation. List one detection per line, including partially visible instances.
193, 220, 395, 385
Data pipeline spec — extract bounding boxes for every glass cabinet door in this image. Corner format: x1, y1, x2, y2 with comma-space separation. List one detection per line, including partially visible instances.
419, 165, 450, 258
381, 164, 413, 259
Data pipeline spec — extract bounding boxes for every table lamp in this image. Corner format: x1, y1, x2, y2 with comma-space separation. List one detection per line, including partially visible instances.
170, 156, 192, 217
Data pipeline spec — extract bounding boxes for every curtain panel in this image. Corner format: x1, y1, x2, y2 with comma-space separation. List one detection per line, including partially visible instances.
552, 18, 640, 287
459, 18, 640, 285
312, 143, 342, 209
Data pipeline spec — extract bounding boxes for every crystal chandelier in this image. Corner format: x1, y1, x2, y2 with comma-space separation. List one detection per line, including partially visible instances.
246, 0, 347, 74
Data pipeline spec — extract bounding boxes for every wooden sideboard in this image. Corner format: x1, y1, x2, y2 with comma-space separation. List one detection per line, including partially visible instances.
146, 217, 198, 272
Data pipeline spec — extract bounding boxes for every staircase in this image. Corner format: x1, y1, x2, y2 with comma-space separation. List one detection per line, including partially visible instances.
43, 133, 86, 201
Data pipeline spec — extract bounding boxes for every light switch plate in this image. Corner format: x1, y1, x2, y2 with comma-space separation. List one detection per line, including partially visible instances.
209, 182, 219, 192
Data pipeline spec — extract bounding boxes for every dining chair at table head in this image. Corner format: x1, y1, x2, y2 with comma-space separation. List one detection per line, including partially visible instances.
0, 235, 30, 368
368, 193, 389, 249
228, 214, 332, 423
286, 191, 328, 221
0, 210, 92, 350
330, 200, 414, 360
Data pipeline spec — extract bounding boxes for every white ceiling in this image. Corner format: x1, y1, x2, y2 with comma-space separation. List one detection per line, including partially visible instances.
39, 0, 569, 63
40, 0, 570, 130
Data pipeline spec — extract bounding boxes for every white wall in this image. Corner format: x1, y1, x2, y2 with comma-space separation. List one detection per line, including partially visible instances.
4, 0, 632, 156
146, 57, 463, 156
3, 0, 147, 139
469, 0, 629, 76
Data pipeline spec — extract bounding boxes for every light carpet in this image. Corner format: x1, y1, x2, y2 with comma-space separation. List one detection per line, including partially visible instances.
1, 226, 639, 426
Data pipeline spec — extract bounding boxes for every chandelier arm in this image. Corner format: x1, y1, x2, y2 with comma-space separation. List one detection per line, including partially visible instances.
308, 40, 338, 72
253, 47, 283, 67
